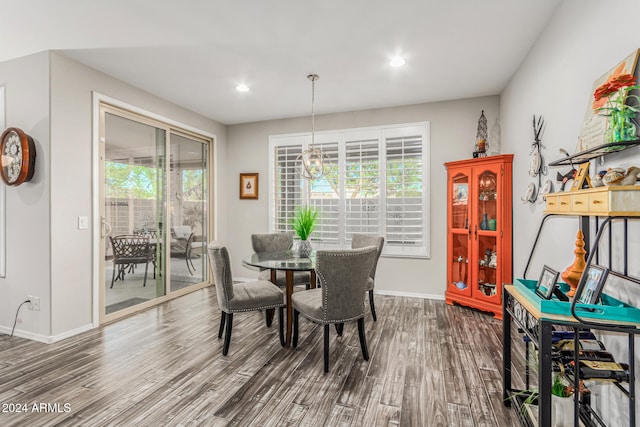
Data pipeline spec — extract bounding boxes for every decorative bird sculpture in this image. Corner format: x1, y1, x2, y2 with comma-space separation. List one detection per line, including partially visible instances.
603, 168, 625, 186
620, 166, 640, 186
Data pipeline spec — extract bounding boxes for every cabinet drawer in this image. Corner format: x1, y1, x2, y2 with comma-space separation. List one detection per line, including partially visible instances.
557, 194, 572, 212
589, 191, 609, 213
545, 195, 559, 212
571, 193, 590, 213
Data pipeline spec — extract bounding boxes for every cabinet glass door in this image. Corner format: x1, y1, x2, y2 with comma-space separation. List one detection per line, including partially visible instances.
474, 167, 499, 300
450, 172, 470, 295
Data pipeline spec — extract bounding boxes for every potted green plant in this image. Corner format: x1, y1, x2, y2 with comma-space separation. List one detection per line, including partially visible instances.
512, 374, 576, 427
292, 205, 318, 257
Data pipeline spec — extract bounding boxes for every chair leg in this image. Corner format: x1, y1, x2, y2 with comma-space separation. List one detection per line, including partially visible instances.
358, 317, 369, 361
292, 309, 300, 348
324, 324, 330, 373
186, 252, 193, 275
335, 323, 344, 336
278, 307, 285, 347
110, 264, 117, 289
143, 262, 149, 287
265, 308, 275, 327
368, 290, 377, 321
218, 312, 226, 339
223, 313, 233, 356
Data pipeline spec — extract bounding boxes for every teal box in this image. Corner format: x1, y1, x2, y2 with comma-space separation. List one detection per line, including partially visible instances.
514, 278, 640, 323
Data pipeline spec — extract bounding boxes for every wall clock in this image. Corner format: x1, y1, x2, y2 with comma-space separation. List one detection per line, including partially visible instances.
0, 127, 36, 186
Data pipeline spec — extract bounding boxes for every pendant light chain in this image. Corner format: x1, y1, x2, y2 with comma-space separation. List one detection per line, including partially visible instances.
310, 74, 316, 148
295, 73, 327, 180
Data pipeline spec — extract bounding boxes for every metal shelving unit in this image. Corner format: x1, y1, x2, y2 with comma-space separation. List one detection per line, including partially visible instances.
548, 140, 640, 166
503, 215, 640, 426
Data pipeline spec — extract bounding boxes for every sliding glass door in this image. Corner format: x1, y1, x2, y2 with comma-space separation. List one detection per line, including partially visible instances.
169, 133, 209, 289
99, 104, 210, 321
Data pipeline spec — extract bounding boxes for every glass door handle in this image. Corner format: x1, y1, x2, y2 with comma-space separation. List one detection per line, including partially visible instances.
101, 217, 112, 238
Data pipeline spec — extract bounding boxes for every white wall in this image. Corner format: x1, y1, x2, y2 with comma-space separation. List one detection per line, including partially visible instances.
0, 52, 227, 341
503, 0, 640, 278
0, 52, 51, 340
501, 0, 640, 423
226, 96, 500, 298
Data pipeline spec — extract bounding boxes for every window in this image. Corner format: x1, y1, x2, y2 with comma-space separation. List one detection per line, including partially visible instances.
269, 122, 429, 257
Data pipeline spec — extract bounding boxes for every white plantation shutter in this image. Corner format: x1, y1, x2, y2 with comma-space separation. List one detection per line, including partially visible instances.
269, 122, 429, 257
309, 141, 339, 244
385, 133, 424, 254
344, 137, 381, 240
273, 144, 303, 233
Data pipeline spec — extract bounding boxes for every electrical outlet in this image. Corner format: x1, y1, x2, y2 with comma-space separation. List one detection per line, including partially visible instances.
27, 295, 40, 311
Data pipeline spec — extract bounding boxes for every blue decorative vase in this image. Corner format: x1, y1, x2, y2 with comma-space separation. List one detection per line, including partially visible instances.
480, 214, 489, 230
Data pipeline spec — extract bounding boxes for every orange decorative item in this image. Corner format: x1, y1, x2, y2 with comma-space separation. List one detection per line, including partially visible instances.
445, 154, 513, 319
561, 230, 587, 297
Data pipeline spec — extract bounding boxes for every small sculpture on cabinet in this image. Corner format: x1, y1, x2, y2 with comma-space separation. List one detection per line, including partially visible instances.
473, 110, 488, 158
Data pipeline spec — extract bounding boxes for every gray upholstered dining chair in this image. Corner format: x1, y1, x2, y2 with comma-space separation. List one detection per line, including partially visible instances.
351, 234, 385, 321
291, 246, 377, 373
207, 242, 285, 355
251, 232, 311, 289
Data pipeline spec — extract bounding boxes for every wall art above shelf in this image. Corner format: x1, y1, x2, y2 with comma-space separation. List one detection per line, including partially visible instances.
548, 139, 640, 166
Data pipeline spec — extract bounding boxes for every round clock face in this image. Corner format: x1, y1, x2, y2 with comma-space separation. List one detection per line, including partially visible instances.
0, 127, 36, 186
3, 131, 23, 183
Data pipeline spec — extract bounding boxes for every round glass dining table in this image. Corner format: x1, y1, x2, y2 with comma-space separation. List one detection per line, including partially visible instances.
242, 250, 316, 345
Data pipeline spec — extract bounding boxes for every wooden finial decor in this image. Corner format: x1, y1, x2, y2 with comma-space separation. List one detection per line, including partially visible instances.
561, 229, 586, 297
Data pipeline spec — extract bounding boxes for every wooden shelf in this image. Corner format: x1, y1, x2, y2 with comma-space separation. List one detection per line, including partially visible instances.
548, 140, 640, 166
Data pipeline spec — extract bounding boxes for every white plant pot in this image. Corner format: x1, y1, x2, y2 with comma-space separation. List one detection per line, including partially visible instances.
294, 239, 312, 258
552, 394, 574, 427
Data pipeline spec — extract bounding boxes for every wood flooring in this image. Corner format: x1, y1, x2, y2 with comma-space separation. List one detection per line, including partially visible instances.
0, 287, 521, 426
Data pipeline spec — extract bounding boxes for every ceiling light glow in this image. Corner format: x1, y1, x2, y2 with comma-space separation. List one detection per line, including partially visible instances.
236, 84, 250, 92
389, 57, 406, 68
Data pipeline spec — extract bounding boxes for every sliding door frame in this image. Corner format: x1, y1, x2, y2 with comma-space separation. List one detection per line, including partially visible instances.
92, 92, 216, 326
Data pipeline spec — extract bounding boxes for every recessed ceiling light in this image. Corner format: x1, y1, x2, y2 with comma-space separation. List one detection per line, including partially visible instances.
389, 57, 406, 68
236, 84, 250, 92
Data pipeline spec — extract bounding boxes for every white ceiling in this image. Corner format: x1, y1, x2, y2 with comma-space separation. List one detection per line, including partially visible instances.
1, 0, 560, 125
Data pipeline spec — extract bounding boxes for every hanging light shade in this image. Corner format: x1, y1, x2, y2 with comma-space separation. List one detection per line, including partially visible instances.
296, 74, 329, 180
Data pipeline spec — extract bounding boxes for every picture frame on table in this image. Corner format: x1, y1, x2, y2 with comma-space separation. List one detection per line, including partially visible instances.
576, 264, 609, 305
536, 265, 559, 300
239, 173, 259, 200
570, 162, 592, 191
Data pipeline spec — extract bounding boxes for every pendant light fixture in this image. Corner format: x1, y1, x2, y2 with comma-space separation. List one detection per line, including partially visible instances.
295, 74, 328, 180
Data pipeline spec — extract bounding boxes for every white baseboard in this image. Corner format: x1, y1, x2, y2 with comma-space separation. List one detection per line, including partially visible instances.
0, 323, 95, 344
235, 276, 444, 301
374, 289, 445, 300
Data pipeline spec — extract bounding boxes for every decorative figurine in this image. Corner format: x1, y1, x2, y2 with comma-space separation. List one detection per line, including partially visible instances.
488, 251, 497, 268
561, 230, 586, 297
620, 166, 640, 185
591, 170, 607, 187
602, 168, 625, 186
473, 110, 488, 158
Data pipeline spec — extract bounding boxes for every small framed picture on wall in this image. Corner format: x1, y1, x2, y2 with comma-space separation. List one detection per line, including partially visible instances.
240, 173, 259, 199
